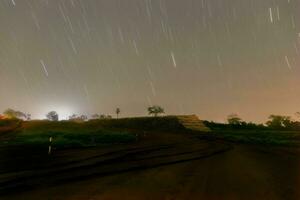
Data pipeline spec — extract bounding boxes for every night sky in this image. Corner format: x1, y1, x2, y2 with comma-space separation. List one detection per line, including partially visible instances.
0, 0, 299, 122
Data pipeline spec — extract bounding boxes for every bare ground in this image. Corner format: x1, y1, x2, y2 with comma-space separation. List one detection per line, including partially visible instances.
0, 131, 299, 200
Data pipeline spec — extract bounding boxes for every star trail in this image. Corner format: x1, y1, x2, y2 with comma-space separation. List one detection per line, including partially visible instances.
0, 0, 299, 122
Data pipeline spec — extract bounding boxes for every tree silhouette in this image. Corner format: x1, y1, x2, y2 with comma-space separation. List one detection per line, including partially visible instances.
69, 114, 78, 120
116, 108, 121, 119
227, 113, 243, 125
147, 105, 164, 117
266, 115, 292, 129
46, 111, 59, 121
295, 112, 300, 120
25, 113, 31, 121
79, 115, 88, 121
69, 114, 88, 122
91, 114, 100, 119
3, 108, 27, 120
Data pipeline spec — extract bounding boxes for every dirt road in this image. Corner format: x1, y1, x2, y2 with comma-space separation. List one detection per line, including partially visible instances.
1, 131, 299, 200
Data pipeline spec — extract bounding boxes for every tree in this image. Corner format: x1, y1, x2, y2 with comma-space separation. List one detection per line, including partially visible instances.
115, 108, 121, 119
3, 108, 27, 120
91, 114, 112, 119
91, 114, 100, 119
296, 112, 300, 120
266, 115, 292, 129
106, 115, 112, 119
80, 115, 88, 121
46, 111, 59, 121
147, 105, 164, 117
69, 114, 78, 120
100, 114, 112, 119
25, 113, 31, 121
227, 114, 243, 125
69, 114, 88, 122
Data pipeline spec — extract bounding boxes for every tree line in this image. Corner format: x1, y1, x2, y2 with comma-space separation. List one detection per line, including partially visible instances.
4, 107, 298, 130
204, 113, 300, 131
0, 105, 165, 122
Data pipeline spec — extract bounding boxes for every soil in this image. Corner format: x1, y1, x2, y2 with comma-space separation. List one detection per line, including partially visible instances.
0, 131, 299, 200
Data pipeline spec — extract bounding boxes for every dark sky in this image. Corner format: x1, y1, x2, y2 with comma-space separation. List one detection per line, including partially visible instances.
0, 0, 299, 122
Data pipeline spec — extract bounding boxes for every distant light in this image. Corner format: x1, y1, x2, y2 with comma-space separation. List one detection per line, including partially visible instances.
37, 105, 75, 120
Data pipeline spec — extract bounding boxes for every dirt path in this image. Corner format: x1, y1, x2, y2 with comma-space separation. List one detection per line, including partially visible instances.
1, 131, 300, 200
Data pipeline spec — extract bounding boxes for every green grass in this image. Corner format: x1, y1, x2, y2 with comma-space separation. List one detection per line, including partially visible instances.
3, 118, 300, 148
1, 120, 136, 148
13, 130, 135, 148
213, 130, 300, 146
0, 116, 185, 148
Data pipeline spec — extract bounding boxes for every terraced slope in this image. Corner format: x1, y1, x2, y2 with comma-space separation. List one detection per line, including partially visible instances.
176, 115, 210, 132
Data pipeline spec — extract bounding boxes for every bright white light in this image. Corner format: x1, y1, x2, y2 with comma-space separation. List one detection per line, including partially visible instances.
37, 105, 75, 120
55, 107, 74, 120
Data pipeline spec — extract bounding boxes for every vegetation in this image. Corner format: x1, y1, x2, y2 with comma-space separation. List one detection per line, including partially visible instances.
203, 113, 300, 146
147, 105, 164, 117
116, 108, 121, 119
2, 107, 300, 147
295, 112, 300, 120
204, 113, 300, 131
0, 120, 135, 148
0, 116, 185, 148
12, 130, 134, 148
209, 130, 300, 146
46, 111, 59, 121
203, 120, 266, 131
69, 114, 88, 122
3, 108, 30, 120
227, 114, 243, 125
91, 114, 112, 119
91, 114, 99, 119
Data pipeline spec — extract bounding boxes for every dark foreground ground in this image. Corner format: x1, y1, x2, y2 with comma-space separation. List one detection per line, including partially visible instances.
0, 131, 300, 200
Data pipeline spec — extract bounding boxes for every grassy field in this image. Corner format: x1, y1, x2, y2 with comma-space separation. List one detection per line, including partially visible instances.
212, 130, 300, 146
0, 116, 185, 148
0, 120, 136, 148
1, 117, 300, 148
